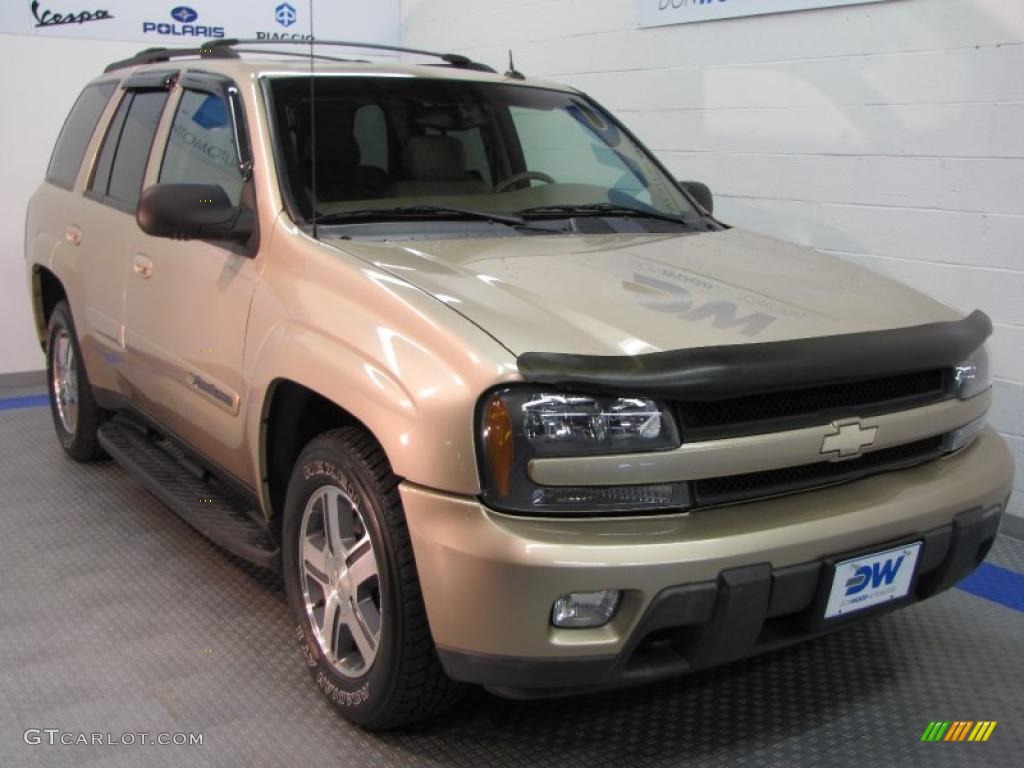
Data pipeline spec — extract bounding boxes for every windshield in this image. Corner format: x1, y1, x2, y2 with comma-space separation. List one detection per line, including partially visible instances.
266, 76, 701, 228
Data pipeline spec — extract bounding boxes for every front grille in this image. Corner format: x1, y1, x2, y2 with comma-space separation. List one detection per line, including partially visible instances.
693, 435, 946, 507
677, 369, 948, 440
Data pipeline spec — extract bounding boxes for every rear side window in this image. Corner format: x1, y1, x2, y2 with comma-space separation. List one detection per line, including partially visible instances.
46, 82, 117, 190
160, 90, 243, 205
90, 90, 168, 209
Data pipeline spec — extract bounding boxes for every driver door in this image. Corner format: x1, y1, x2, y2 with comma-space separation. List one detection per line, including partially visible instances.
123, 73, 262, 484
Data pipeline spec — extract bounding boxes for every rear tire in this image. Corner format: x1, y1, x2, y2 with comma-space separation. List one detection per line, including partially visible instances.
282, 427, 464, 729
45, 300, 106, 462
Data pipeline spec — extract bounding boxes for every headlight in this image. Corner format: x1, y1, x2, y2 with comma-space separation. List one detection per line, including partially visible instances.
478, 388, 689, 515
953, 346, 991, 399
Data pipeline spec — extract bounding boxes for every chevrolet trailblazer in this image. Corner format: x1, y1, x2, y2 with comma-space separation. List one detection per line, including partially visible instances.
25, 40, 1013, 728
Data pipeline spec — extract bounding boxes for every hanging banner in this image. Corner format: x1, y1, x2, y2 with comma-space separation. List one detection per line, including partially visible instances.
638, 0, 896, 28
0, 1, 400, 45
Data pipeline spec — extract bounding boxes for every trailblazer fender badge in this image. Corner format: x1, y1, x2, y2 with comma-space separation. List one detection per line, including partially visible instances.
821, 419, 879, 461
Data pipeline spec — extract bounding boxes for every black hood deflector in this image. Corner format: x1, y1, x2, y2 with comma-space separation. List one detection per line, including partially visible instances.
516, 311, 992, 401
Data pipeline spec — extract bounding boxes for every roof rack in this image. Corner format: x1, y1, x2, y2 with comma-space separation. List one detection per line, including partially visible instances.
104, 38, 496, 74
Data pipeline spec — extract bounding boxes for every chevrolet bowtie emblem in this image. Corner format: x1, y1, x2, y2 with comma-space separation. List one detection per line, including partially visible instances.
821, 420, 879, 460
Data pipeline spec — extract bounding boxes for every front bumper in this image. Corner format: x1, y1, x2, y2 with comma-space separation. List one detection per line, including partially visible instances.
400, 429, 1014, 697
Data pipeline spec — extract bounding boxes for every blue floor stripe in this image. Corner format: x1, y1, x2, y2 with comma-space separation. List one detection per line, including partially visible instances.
0, 394, 50, 411
956, 562, 1024, 613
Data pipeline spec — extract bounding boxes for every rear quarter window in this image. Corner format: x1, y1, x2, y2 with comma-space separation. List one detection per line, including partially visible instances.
46, 82, 117, 190
90, 89, 169, 209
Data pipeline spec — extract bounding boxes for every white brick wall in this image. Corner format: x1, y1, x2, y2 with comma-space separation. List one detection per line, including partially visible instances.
402, 0, 1024, 519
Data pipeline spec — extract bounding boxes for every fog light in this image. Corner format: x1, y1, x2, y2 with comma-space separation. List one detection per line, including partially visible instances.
945, 416, 987, 453
552, 590, 621, 628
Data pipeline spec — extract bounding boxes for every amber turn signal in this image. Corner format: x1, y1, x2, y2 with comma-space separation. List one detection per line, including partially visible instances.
481, 395, 515, 497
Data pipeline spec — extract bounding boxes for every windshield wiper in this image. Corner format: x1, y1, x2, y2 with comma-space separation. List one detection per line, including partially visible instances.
517, 203, 690, 226
313, 204, 528, 227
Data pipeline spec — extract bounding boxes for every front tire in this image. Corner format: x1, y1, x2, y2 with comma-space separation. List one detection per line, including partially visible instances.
282, 427, 464, 729
45, 300, 106, 462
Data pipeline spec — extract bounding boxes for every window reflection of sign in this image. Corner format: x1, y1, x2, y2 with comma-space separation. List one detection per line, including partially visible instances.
567, 102, 621, 147
169, 96, 238, 176
192, 94, 229, 130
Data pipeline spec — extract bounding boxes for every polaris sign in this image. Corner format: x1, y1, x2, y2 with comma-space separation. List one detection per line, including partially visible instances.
0, 1, 399, 44
637, 0, 895, 28
142, 7, 224, 38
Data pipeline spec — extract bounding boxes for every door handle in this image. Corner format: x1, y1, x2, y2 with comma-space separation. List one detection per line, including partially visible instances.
64, 226, 82, 246
132, 254, 153, 280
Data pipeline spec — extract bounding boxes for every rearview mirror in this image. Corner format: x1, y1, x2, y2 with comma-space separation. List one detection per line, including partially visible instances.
137, 183, 252, 242
680, 180, 713, 215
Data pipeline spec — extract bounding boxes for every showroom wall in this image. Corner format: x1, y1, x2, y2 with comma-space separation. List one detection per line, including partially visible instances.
402, 0, 1024, 519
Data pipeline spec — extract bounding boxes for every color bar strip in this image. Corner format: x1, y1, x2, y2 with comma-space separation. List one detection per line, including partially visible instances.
957, 563, 1024, 613
0, 394, 50, 412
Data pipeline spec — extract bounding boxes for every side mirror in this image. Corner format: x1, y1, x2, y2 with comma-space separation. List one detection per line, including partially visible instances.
137, 183, 252, 242
680, 180, 713, 215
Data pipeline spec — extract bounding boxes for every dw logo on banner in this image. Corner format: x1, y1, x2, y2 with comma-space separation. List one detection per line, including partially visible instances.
638, 0, 895, 28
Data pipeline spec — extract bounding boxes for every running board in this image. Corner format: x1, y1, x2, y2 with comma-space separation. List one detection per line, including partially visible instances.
98, 417, 280, 570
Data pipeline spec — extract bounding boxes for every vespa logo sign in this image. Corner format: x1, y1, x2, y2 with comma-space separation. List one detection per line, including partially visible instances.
30, 1, 113, 28
638, 0, 896, 28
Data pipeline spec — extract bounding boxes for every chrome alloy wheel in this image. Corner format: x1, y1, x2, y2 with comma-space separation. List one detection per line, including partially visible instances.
52, 328, 79, 435
299, 484, 383, 678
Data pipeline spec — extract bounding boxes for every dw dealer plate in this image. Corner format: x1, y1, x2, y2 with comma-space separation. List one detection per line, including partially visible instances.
824, 542, 921, 619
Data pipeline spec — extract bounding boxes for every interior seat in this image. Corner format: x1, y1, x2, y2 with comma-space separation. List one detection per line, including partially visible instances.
390, 135, 491, 197
305, 132, 389, 202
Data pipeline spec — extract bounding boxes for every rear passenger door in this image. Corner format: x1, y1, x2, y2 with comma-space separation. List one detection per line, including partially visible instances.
122, 73, 262, 484
39, 79, 120, 391
53, 75, 169, 396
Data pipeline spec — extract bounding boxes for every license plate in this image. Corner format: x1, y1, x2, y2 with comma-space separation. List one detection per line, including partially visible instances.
824, 542, 921, 619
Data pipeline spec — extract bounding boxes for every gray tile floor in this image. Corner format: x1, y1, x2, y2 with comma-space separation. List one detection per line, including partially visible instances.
1, 398, 1021, 767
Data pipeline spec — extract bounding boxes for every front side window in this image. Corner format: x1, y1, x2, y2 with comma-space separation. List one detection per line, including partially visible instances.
160, 89, 243, 205
47, 81, 117, 189
267, 76, 699, 229
90, 89, 168, 208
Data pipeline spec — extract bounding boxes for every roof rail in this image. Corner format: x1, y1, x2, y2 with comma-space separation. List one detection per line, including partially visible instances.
104, 38, 496, 74
104, 43, 238, 73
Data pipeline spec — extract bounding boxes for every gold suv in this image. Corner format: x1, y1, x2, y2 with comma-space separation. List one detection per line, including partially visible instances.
25, 40, 1014, 729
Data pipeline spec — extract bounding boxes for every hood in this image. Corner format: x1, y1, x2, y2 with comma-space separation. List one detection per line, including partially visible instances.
330, 228, 960, 356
